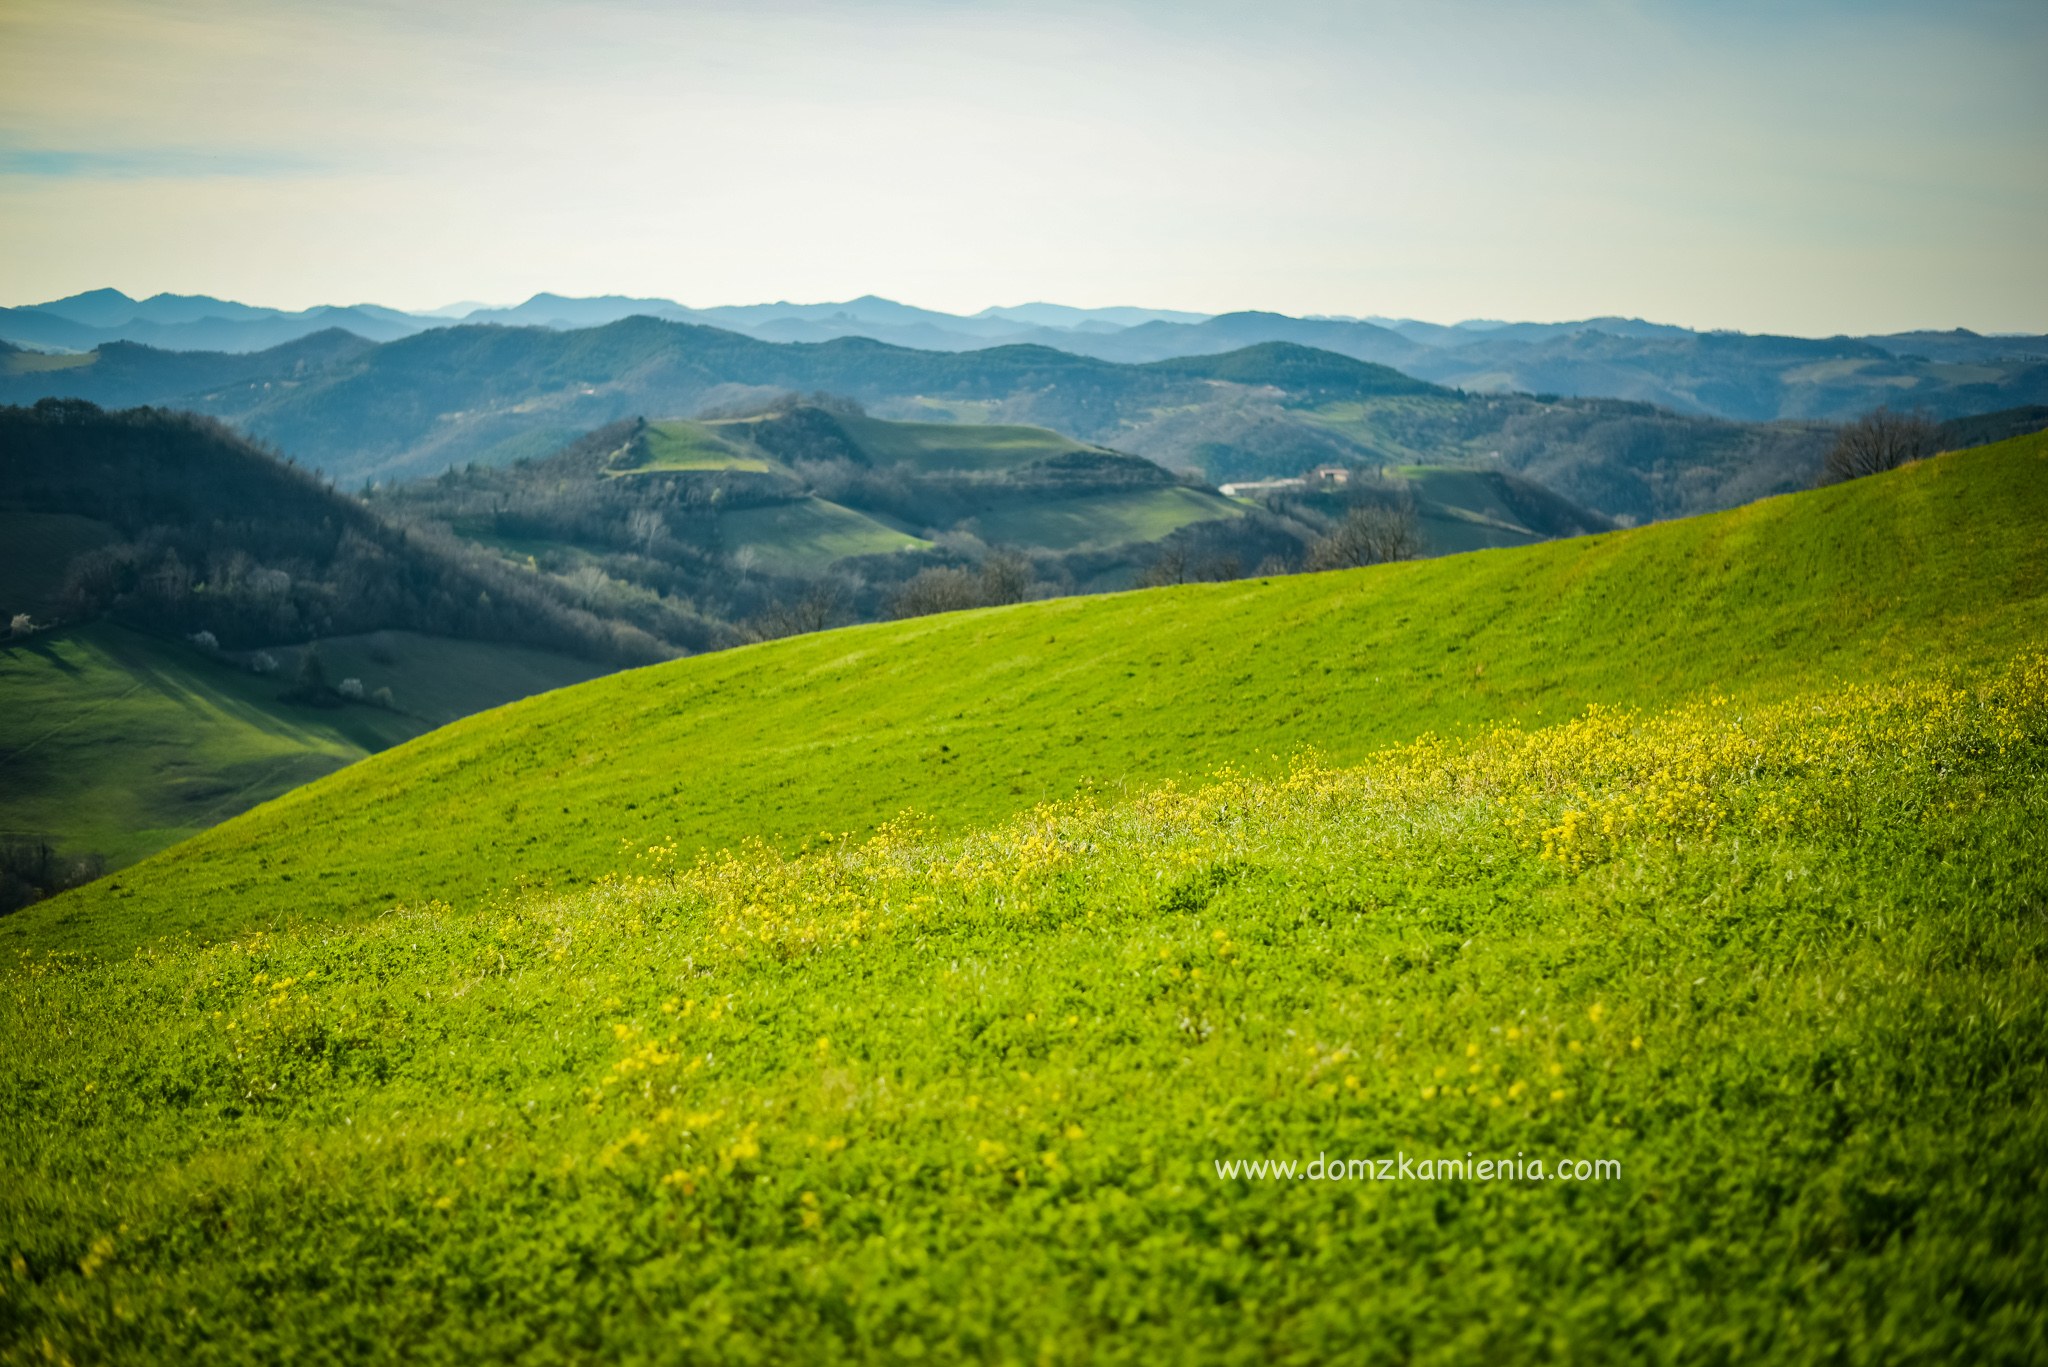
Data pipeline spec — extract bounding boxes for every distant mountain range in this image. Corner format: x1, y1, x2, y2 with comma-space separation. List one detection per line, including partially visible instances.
4, 288, 2043, 424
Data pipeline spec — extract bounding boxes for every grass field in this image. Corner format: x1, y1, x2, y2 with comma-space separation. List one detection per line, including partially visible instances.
1267, 467, 1583, 557
624, 420, 777, 474
0, 623, 602, 874
967, 485, 1243, 551
719, 499, 930, 573
0, 623, 388, 870
0, 349, 94, 376
2, 643, 2042, 1362
12, 432, 2044, 962
835, 415, 1098, 472
1296, 395, 1481, 463
244, 632, 609, 729
1396, 466, 1550, 551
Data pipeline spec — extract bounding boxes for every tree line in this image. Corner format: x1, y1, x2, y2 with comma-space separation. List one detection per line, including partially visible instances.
3, 400, 674, 665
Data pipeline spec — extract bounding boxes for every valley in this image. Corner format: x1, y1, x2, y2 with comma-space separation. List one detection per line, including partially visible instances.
2, 326, 1840, 526
6, 4, 2042, 1359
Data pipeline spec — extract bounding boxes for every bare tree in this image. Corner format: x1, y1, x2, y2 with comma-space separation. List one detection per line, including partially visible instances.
890, 567, 983, 619
978, 551, 1033, 605
752, 580, 850, 638
626, 507, 666, 554
1824, 407, 1939, 484
1306, 504, 1425, 571
1135, 544, 1191, 589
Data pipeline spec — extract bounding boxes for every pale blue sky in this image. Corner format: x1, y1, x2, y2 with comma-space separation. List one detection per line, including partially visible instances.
1, 0, 2042, 333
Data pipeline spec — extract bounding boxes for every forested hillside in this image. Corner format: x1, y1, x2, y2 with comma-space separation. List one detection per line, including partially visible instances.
8, 289, 2044, 428
3, 326, 1838, 524
0, 400, 678, 662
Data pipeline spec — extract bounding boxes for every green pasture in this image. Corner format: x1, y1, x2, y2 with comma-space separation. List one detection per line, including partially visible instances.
720, 499, 930, 574
0, 623, 601, 874
836, 415, 1097, 472
968, 486, 1243, 552
0, 350, 95, 376
3, 647, 2043, 1362
626, 421, 777, 474
13, 431, 2044, 960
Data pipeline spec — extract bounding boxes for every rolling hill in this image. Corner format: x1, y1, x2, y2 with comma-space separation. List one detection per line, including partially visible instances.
0, 402, 670, 893
1260, 465, 1615, 555
0, 401, 675, 665
0, 398, 1620, 899
9, 287, 2045, 427
1, 325, 1836, 526
16, 429, 2043, 960
0, 621, 604, 889
372, 404, 1255, 627
3, 434, 2044, 1364
1051, 313, 2048, 423
10, 288, 2043, 428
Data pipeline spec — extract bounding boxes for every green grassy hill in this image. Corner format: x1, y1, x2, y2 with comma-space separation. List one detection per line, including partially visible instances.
17, 431, 2044, 959
832, 413, 1098, 472
623, 420, 776, 473
967, 484, 1240, 552
1244, 465, 1614, 557
696, 406, 1241, 558
4, 469, 2045, 1360
0, 621, 603, 878
380, 406, 1253, 636
718, 499, 928, 573
0, 403, 663, 898
1399, 466, 1594, 551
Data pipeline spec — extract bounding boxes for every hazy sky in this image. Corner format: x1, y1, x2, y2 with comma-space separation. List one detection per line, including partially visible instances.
2, 0, 2043, 333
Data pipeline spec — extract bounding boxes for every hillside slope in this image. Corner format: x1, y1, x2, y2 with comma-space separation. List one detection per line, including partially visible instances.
16, 431, 2045, 958
0, 401, 673, 664
376, 405, 1249, 631
0, 402, 663, 892
1, 326, 1833, 524
9, 648, 2041, 1361
0, 622, 603, 882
